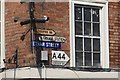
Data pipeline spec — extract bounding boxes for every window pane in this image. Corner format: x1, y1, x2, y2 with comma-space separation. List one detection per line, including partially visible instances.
93, 39, 100, 51
74, 5, 101, 67
75, 22, 82, 35
84, 22, 91, 35
85, 52, 92, 66
93, 53, 100, 66
93, 23, 100, 36
76, 52, 83, 66
84, 38, 91, 51
84, 8, 91, 21
75, 7, 82, 20
92, 9, 99, 22
75, 37, 83, 51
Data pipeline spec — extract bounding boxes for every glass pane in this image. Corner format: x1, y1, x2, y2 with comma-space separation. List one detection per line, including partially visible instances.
84, 8, 91, 21
75, 22, 82, 35
75, 37, 83, 51
93, 53, 100, 66
84, 38, 91, 51
92, 9, 99, 22
84, 22, 91, 35
85, 52, 92, 66
93, 39, 100, 51
75, 7, 82, 20
76, 52, 83, 66
93, 23, 100, 36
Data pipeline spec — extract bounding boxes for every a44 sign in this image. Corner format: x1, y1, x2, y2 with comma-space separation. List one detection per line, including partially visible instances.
52, 51, 70, 66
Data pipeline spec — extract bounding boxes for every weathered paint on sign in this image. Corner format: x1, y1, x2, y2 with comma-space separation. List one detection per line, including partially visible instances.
38, 36, 66, 42
35, 29, 56, 36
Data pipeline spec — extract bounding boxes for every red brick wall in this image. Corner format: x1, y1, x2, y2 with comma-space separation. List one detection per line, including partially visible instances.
5, 2, 69, 68
5, 2, 120, 68
5, 2, 30, 67
109, 2, 120, 68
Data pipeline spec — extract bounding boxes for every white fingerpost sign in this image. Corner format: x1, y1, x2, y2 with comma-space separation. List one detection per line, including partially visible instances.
39, 36, 66, 42
52, 51, 70, 66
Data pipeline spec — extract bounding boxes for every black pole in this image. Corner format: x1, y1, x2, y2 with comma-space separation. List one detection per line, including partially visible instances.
29, 2, 36, 30
14, 46, 18, 80
14, 67, 16, 80
29, 2, 36, 54
29, 2, 42, 66
19, 2, 49, 66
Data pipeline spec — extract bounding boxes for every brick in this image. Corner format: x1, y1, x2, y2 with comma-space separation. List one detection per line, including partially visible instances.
5, 2, 120, 68
5, 2, 69, 68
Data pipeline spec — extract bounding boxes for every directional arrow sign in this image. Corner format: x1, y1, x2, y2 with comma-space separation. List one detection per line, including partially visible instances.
35, 29, 56, 36
52, 51, 70, 66
38, 36, 66, 43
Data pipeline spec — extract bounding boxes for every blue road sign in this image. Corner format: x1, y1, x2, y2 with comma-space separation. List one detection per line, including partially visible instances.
32, 40, 61, 49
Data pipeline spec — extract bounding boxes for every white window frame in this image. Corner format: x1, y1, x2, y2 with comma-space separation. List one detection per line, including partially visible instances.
70, 0, 109, 68
0, 0, 5, 68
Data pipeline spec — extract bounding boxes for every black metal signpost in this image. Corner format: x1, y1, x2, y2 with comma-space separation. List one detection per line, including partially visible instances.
20, 2, 49, 54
